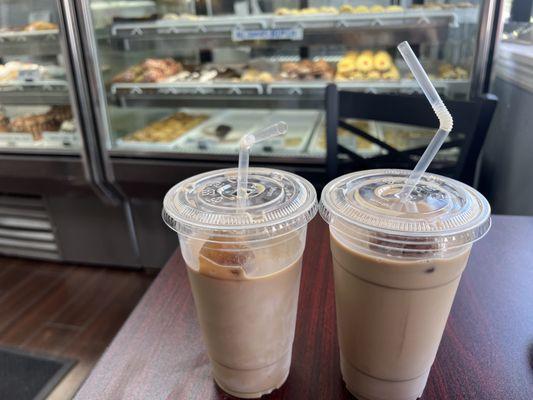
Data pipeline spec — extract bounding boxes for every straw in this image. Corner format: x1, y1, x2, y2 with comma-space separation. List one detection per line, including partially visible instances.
237, 121, 288, 208
396, 41, 454, 202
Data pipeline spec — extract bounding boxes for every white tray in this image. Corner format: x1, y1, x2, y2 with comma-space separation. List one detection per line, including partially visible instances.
115, 108, 218, 150
254, 110, 321, 155
307, 115, 382, 157
0, 132, 36, 147
175, 109, 270, 153
39, 131, 80, 148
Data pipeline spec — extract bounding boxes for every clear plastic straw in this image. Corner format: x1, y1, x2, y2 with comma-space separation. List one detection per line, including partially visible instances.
396, 41, 454, 202
237, 121, 288, 208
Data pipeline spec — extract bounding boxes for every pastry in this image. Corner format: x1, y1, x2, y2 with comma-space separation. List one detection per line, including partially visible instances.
0, 113, 9, 132
258, 71, 274, 83
124, 112, 208, 143
241, 69, 274, 83
111, 58, 183, 83
353, 5, 370, 13
285, 137, 302, 147
345, 51, 359, 60
301, 7, 319, 14
280, 59, 334, 80
382, 66, 400, 80
386, 5, 403, 12
438, 63, 454, 75
319, 6, 338, 14
455, 67, 468, 79
337, 57, 356, 75
366, 70, 381, 80
424, 3, 443, 10
369, 5, 385, 13
339, 4, 354, 13
355, 50, 374, 72
373, 51, 393, 72
311, 59, 330, 75
456, 2, 475, 8
440, 69, 457, 79
349, 71, 365, 80
275, 7, 291, 15
24, 21, 58, 31
281, 62, 300, 76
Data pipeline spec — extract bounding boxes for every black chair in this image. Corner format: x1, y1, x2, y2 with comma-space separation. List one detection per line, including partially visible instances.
325, 85, 498, 186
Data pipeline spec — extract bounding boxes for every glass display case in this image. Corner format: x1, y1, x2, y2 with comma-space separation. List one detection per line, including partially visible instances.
81, 0, 491, 163
0, 0, 83, 152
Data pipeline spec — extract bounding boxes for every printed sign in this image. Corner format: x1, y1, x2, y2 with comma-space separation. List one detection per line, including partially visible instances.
232, 27, 303, 42
0, 133, 34, 146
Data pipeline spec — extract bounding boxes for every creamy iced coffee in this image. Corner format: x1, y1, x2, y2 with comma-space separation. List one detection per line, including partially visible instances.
163, 167, 317, 398
187, 232, 303, 398
320, 169, 491, 400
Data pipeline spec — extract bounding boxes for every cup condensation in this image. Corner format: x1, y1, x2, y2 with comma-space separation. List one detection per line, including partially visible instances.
319, 169, 491, 400
163, 167, 317, 398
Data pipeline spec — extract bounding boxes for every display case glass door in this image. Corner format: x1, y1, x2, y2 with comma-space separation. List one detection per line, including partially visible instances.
0, 0, 85, 153
83, 0, 486, 161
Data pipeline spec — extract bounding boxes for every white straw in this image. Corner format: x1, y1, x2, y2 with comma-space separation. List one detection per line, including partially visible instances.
236, 121, 288, 208
396, 41, 453, 202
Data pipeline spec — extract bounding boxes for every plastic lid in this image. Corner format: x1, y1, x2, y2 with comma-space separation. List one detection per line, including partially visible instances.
163, 167, 318, 239
319, 169, 491, 252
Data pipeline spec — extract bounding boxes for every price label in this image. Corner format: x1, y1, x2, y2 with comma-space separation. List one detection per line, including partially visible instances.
43, 131, 78, 146
0, 132, 34, 146
19, 68, 42, 82
232, 27, 303, 42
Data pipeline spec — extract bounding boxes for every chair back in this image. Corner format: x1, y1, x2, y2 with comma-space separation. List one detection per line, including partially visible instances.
325, 84, 498, 186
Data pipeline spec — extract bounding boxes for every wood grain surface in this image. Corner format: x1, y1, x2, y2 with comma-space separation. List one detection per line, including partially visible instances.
0, 257, 154, 400
75, 215, 533, 400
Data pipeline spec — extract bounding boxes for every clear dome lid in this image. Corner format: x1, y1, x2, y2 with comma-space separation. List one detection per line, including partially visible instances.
163, 167, 318, 239
319, 169, 491, 251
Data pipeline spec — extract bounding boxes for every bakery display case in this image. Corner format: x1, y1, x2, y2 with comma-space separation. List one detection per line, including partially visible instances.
73, 0, 499, 268
0, 0, 141, 267
0, 1, 82, 151
78, 0, 495, 164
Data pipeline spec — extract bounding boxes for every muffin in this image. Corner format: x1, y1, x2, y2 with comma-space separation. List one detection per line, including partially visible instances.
366, 70, 381, 80
382, 66, 400, 80
373, 51, 393, 72
353, 5, 370, 13
369, 5, 385, 13
355, 50, 374, 72
386, 5, 404, 12
339, 4, 354, 13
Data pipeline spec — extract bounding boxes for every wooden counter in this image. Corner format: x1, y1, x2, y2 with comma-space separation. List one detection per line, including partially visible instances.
75, 215, 533, 399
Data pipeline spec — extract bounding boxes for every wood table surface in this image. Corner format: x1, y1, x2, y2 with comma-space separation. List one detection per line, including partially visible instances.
75, 215, 533, 400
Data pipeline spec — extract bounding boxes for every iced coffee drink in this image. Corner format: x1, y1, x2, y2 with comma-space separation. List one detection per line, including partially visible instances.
163, 167, 317, 398
320, 169, 491, 400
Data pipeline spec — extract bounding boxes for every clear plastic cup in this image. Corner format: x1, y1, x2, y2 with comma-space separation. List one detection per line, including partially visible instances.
319, 169, 491, 400
163, 167, 317, 398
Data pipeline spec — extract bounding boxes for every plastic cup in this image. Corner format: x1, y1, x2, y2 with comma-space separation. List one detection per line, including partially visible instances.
319, 169, 491, 400
163, 167, 317, 398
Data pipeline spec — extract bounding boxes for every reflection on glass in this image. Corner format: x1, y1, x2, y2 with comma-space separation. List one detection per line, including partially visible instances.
89, 0, 482, 158
0, 0, 81, 151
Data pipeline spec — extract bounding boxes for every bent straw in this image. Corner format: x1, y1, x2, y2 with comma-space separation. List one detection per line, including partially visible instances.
237, 121, 288, 208
396, 41, 454, 202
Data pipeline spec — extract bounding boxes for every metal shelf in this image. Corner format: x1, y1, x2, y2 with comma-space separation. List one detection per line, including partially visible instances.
109, 9, 465, 50
0, 80, 70, 105
0, 29, 60, 56
108, 79, 470, 109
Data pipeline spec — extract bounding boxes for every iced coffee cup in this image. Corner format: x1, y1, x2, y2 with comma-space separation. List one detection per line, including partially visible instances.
163, 167, 317, 398
319, 169, 490, 400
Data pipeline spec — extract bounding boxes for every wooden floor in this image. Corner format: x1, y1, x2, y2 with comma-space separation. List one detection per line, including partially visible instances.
0, 256, 155, 400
